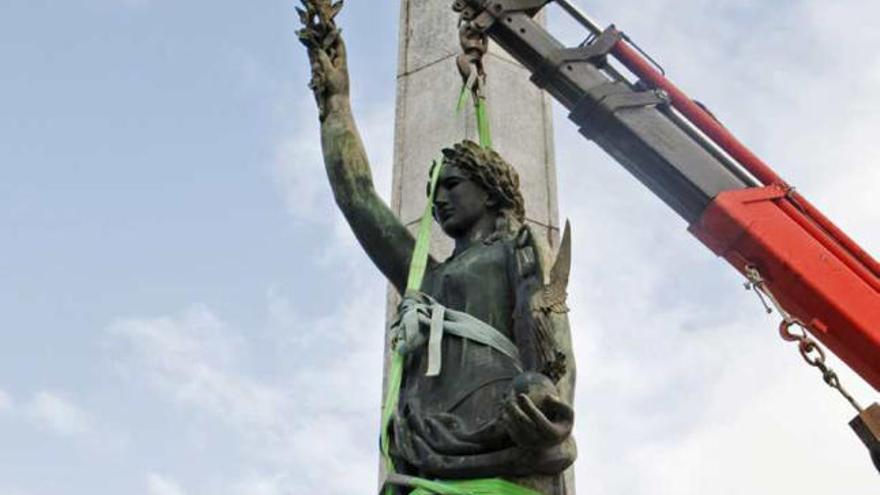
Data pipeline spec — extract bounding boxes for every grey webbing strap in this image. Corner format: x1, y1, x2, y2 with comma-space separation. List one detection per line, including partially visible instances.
427, 304, 446, 376
394, 294, 520, 376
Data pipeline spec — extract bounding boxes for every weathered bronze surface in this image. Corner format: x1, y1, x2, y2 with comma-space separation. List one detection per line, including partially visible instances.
297, 1, 576, 492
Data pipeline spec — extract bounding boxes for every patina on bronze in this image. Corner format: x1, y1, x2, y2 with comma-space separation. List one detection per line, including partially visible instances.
296, 1, 577, 493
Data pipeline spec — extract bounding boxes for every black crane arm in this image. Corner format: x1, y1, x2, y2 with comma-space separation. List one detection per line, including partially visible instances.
454, 0, 753, 223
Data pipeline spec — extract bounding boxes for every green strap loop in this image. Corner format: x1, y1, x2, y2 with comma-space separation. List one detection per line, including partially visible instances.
382, 85, 519, 495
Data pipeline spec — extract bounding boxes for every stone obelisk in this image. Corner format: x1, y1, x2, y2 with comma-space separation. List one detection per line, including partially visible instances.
384, 0, 568, 491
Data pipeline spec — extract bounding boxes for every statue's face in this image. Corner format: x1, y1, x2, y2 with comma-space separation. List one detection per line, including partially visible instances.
433, 164, 492, 238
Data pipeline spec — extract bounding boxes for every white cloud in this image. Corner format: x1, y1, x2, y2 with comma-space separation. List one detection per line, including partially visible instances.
272, 106, 327, 224
628, 351, 875, 494
146, 474, 188, 495
108, 305, 285, 433
24, 392, 93, 437
271, 89, 395, 227
228, 473, 289, 495
108, 273, 386, 493
0, 390, 12, 414
0, 488, 31, 495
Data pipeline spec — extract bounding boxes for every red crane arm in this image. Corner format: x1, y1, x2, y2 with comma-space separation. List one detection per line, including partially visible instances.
610, 37, 880, 390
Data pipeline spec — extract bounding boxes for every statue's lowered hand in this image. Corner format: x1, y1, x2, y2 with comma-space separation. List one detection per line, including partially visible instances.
502, 372, 574, 449
296, 0, 349, 120
503, 393, 574, 449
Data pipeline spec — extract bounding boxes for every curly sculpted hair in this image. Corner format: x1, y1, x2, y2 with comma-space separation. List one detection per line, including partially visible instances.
437, 140, 526, 226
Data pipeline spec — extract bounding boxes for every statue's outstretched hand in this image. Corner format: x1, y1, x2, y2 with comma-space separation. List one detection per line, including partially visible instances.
296, 0, 349, 120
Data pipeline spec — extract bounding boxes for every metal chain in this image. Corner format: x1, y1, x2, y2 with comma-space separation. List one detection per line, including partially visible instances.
744, 266, 863, 413
455, 9, 489, 99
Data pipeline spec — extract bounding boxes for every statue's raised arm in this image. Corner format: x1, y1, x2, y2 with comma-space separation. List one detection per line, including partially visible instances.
297, 0, 417, 294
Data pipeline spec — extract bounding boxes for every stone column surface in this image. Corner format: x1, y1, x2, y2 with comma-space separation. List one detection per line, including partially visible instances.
382, 0, 570, 491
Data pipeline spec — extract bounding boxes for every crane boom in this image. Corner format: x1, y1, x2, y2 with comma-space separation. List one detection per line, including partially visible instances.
452, 0, 880, 391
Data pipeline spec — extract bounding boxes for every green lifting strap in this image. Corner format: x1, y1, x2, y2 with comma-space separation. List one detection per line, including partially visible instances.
408, 478, 541, 495
457, 86, 493, 149
381, 159, 443, 495
380, 350, 404, 494
381, 89, 505, 495
405, 159, 444, 293
475, 97, 492, 149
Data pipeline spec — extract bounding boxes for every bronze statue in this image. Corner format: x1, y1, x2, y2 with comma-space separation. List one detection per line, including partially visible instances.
297, 1, 576, 493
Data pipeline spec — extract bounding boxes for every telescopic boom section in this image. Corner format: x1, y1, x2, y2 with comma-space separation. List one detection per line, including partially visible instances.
454, 0, 880, 390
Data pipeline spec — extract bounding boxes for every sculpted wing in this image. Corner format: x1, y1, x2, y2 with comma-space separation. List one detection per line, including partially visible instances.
541, 220, 571, 314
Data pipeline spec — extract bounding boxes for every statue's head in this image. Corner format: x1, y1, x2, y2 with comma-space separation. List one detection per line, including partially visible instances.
431, 140, 525, 238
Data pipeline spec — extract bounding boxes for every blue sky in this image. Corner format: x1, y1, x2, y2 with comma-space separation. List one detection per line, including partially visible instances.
1, 1, 878, 494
